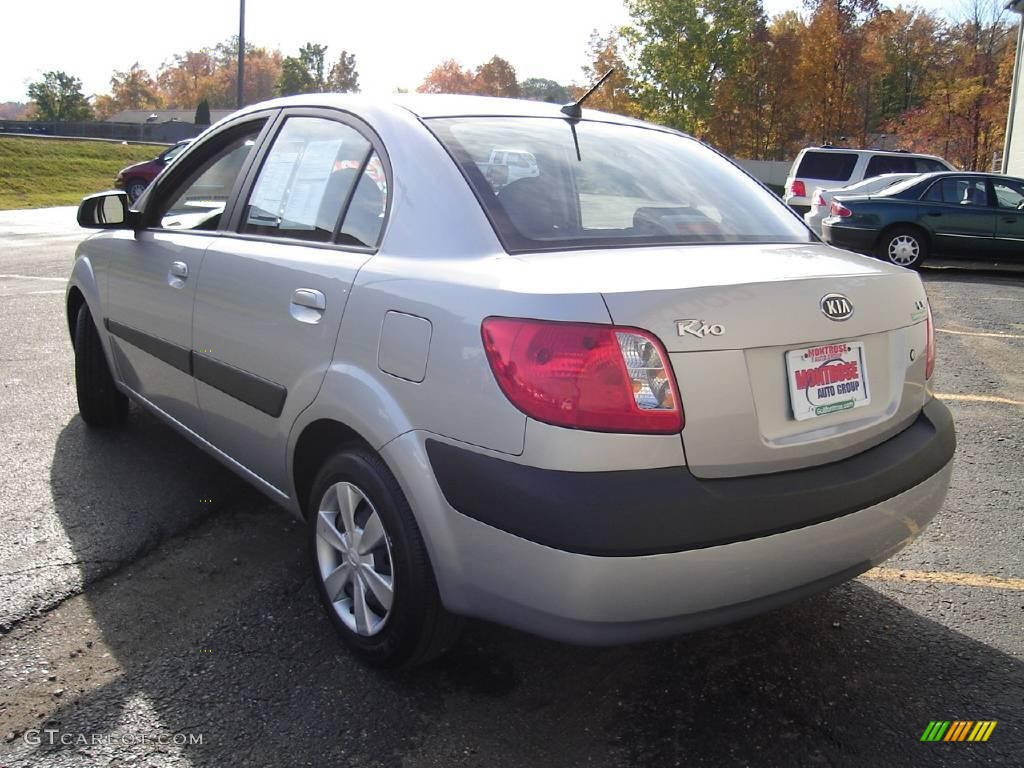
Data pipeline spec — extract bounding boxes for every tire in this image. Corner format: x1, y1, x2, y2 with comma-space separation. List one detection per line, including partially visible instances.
877, 226, 928, 269
125, 180, 147, 202
308, 448, 463, 668
74, 304, 128, 427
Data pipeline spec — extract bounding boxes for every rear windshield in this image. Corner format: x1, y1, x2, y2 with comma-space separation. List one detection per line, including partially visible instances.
429, 117, 811, 252
795, 151, 858, 181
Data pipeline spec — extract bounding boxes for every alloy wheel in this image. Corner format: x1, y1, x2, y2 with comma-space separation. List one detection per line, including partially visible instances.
887, 234, 920, 266
315, 482, 394, 636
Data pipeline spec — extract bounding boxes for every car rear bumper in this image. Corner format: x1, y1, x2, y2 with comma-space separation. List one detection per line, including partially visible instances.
382, 401, 954, 645
822, 221, 878, 254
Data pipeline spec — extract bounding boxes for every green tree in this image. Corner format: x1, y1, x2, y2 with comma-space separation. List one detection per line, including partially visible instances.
625, 0, 763, 135
195, 98, 211, 125
277, 42, 329, 95
27, 71, 93, 121
328, 50, 360, 92
276, 56, 313, 96
520, 77, 570, 103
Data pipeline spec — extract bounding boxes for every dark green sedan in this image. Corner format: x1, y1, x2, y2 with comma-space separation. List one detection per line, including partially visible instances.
820, 171, 1024, 269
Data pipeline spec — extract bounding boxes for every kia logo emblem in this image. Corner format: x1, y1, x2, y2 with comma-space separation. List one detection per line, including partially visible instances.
820, 293, 853, 321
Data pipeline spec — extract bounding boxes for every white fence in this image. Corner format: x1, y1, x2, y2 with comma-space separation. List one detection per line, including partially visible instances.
732, 158, 792, 189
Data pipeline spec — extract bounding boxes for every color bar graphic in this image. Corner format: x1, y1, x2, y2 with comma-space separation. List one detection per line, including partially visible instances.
921, 721, 997, 742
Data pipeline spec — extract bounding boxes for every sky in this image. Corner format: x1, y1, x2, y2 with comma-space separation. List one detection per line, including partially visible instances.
0, 0, 978, 104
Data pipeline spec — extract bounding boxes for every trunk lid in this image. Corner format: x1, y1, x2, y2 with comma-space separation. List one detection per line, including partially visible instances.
502, 243, 931, 478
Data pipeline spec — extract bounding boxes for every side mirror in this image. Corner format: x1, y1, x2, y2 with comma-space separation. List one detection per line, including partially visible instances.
77, 190, 136, 229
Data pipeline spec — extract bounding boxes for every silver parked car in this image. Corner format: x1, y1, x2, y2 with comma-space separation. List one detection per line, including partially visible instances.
803, 173, 918, 236
68, 94, 955, 667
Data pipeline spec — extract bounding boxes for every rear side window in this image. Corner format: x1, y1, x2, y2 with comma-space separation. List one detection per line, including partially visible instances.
429, 117, 811, 252
242, 117, 372, 243
865, 155, 947, 178
795, 151, 858, 181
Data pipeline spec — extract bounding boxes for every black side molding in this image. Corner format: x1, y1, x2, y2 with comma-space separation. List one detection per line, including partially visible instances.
427, 399, 955, 557
103, 318, 287, 418
193, 352, 287, 418
105, 318, 192, 375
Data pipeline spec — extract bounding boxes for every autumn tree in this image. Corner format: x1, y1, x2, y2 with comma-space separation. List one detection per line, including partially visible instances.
27, 71, 93, 121
709, 11, 805, 159
891, 0, 1016, 169
474, 56, 520, 97
625, 0, 762, 135
577, 30, 639, 117
158, 50, 225, 108
214, 37, 283, 105
328, 51, 360, 92
417, 60, 476, 94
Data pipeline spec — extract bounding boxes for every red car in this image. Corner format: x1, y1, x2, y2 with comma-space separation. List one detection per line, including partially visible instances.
115, 140, 192, 201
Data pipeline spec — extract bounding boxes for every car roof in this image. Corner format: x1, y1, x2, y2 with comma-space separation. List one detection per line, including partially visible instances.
228, 92, 659, 130
799, 146, 947, 161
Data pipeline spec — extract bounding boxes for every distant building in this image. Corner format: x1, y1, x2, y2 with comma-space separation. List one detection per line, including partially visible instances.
106, 109, 234, 125
1004, 1, 1024, 175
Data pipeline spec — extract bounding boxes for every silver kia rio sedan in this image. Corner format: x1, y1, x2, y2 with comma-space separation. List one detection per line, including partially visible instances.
67, 94, 955, 667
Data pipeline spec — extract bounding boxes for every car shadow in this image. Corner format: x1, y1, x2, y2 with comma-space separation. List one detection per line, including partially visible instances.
5, 411, 1021, 766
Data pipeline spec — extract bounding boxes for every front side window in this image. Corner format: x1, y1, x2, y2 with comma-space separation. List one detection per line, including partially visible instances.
155, 124, 263, 231
242, 117, 373, 243
923, 178, 988, 206
992, 179, 1024, 210
430, 117, 812, 252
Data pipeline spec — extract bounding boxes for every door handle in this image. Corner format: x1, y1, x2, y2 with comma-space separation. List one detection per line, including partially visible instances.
1002, 217, 1018, 224
170, 261, 189, 278
290, 288, 326, 324
291, 288, 326, 310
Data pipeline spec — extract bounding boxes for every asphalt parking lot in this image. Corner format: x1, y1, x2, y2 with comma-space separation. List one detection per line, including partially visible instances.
0, 208, 1021, 767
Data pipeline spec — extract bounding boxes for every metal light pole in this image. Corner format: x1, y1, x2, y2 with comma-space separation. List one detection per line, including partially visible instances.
236, 0, 246, 108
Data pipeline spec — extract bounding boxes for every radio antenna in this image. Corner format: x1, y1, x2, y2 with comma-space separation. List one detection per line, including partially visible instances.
560, 68, 615, 121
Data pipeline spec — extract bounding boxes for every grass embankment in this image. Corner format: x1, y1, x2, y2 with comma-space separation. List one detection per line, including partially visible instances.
0, 136, 161, 210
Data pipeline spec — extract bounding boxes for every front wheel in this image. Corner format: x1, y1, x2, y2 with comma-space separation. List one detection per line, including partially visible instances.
878, 227, 928, 269
125, 180, 147, 202
74, 304, 128, 427
308, 448, 463, 667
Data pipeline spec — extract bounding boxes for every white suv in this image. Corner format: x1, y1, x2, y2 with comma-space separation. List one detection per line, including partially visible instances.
785, 147, 955, 214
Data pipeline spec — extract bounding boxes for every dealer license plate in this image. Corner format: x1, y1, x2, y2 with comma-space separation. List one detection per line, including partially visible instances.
786, 341, 870, 421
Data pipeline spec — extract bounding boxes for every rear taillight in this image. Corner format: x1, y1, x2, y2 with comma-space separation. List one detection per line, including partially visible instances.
925, 303, 935, 380
790, 180, 806, 198
481, 317, 683, 434
831, 201, 852, 218
813, 192, 826, 208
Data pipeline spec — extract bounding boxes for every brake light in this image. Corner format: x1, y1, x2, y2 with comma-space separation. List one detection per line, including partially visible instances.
790, 180, 806, 198
831, 201, 852, 218
813, 192, 826, 208
481, 317, 683, 434
925, 303, 935, 380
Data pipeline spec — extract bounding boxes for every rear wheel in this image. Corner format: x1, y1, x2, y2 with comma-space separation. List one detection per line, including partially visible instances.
308, 448, 462, 667
74, 304, 128, 427
878, 226, 928, 269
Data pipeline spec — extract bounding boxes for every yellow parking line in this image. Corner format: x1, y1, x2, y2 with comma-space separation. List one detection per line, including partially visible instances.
863, 567, 1024, 591
936, 328, 1024, 339
935, 393, 1024, 407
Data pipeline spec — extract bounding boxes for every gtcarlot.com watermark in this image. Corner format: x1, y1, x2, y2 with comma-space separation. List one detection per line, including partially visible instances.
23, 729, 204, 747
